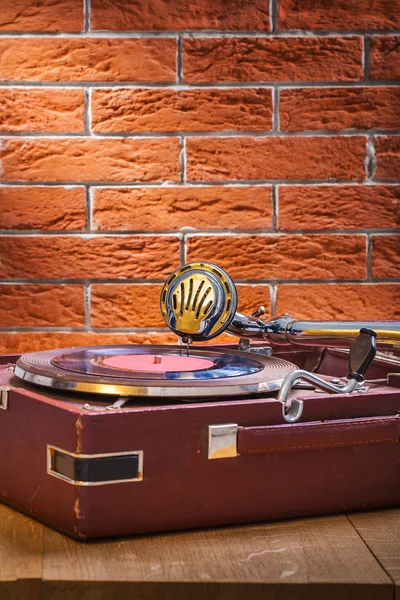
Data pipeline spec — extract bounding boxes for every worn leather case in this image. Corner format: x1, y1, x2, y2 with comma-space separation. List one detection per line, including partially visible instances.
0, 348, 399, 540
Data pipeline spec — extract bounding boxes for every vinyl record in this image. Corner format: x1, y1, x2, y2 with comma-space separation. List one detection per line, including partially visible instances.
14, 345, 297, 399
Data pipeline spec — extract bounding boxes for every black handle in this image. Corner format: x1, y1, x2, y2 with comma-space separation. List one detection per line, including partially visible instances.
347, 328, 377, 382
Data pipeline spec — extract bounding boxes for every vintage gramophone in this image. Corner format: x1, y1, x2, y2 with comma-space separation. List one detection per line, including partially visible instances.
0, 261, 399, 540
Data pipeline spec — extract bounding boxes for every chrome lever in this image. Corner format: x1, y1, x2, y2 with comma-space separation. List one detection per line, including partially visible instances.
278, 328, 377, 424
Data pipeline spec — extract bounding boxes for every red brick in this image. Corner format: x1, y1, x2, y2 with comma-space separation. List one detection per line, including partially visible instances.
0, 187, 86, 230
370, 37, 400, 80
0, 38, 176, 82
91, 0, 270, 31
92, 186, 272, 231
183, 37, 363, 83
371, 235, 400, 278
186, 136, 366, 182
195, 332, 236, 345
0, 88, 84, 133
276, 284, 400, 320
186, 234, 366, 280
0, 0, 83, 32
375, 136, 400, 180
278, 185, 400, 230
280, 88, 400, 132
91, 88, 273, 133
0, 138, 180, 182
91, 284, 164, 328
237, 284, 271, 316
279, 0, 400, 31
0, 331, 177, 354
0, 284, 84, 327
0, 236, 180, 280
90, 283, 272, 331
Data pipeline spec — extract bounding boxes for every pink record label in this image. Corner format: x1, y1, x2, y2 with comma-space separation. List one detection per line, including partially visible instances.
102, 354, 214, 373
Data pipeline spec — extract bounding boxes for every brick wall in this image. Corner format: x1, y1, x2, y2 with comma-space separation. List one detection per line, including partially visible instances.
0, 0, 399, 353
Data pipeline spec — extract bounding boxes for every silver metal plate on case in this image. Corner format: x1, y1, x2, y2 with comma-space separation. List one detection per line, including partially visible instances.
208, 424, 239, 459
0, 387, 10, 410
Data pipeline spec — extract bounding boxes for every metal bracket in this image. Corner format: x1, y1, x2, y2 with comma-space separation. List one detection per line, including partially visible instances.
249, 346, 273, 356
0, 387, 10, 410
83, 397, 131, 411
238, 338, 250, 352
208, 424, 238, 459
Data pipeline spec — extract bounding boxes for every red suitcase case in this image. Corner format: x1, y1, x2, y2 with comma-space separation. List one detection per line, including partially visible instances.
0, 345, 399, 540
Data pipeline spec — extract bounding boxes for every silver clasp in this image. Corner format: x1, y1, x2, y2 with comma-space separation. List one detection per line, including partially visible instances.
208, 424, 238, 459
0, 386, 10, 410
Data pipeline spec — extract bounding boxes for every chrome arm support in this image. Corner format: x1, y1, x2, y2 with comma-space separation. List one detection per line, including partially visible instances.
277, 370, 359, 423
228, 313, 295, 343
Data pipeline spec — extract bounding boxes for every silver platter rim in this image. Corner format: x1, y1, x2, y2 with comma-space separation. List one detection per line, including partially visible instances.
14, 345, 297, 398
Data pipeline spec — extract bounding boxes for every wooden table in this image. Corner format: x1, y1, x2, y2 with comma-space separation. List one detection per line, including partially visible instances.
0, 504, 399, 600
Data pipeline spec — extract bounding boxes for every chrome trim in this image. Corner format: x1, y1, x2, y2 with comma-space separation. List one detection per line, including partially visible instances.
17, 364, 285, 397
208, 424, 238, 459
47, 445, 143, 486
0, 387, 10, 411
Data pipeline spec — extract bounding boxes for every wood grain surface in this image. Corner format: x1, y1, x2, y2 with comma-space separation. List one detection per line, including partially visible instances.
0, 506, 43, 600
348, 509, 400, 600
0, 504, 398, 600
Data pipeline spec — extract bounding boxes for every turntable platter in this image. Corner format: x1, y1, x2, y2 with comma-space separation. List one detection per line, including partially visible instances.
14, 345, 297, 399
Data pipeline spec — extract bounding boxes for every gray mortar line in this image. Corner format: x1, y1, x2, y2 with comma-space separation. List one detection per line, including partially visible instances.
0, 81, 399, 88
1, 182, 398, 189
364, 35, 371, 81
84, 0, 90, 32
180, 237, 186, 267
272, 87, 280, 131
85, 186, 92, 232
179, 136, 187, 183
0, 179, 392, 186
0, 30, 400, 37
1, 277, 398, 285
83, 88, 91, 134
2, 230, 398, 237
270, 284, 277, 316
1, 228, 399, 236
177, 36, 183, 84
0, 130, 398, 138
366, 235, 373, 280
84, 284, 91, 329
365, 136, 377, 181
271, 185, 278, 231
270, 0, 278, 32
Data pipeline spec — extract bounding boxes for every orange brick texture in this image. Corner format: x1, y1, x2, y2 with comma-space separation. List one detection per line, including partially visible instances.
0, 0, 399, 354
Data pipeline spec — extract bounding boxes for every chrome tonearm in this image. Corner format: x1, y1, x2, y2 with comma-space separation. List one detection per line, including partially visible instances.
161, 262, 400, 424
161, 262, 400, 352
